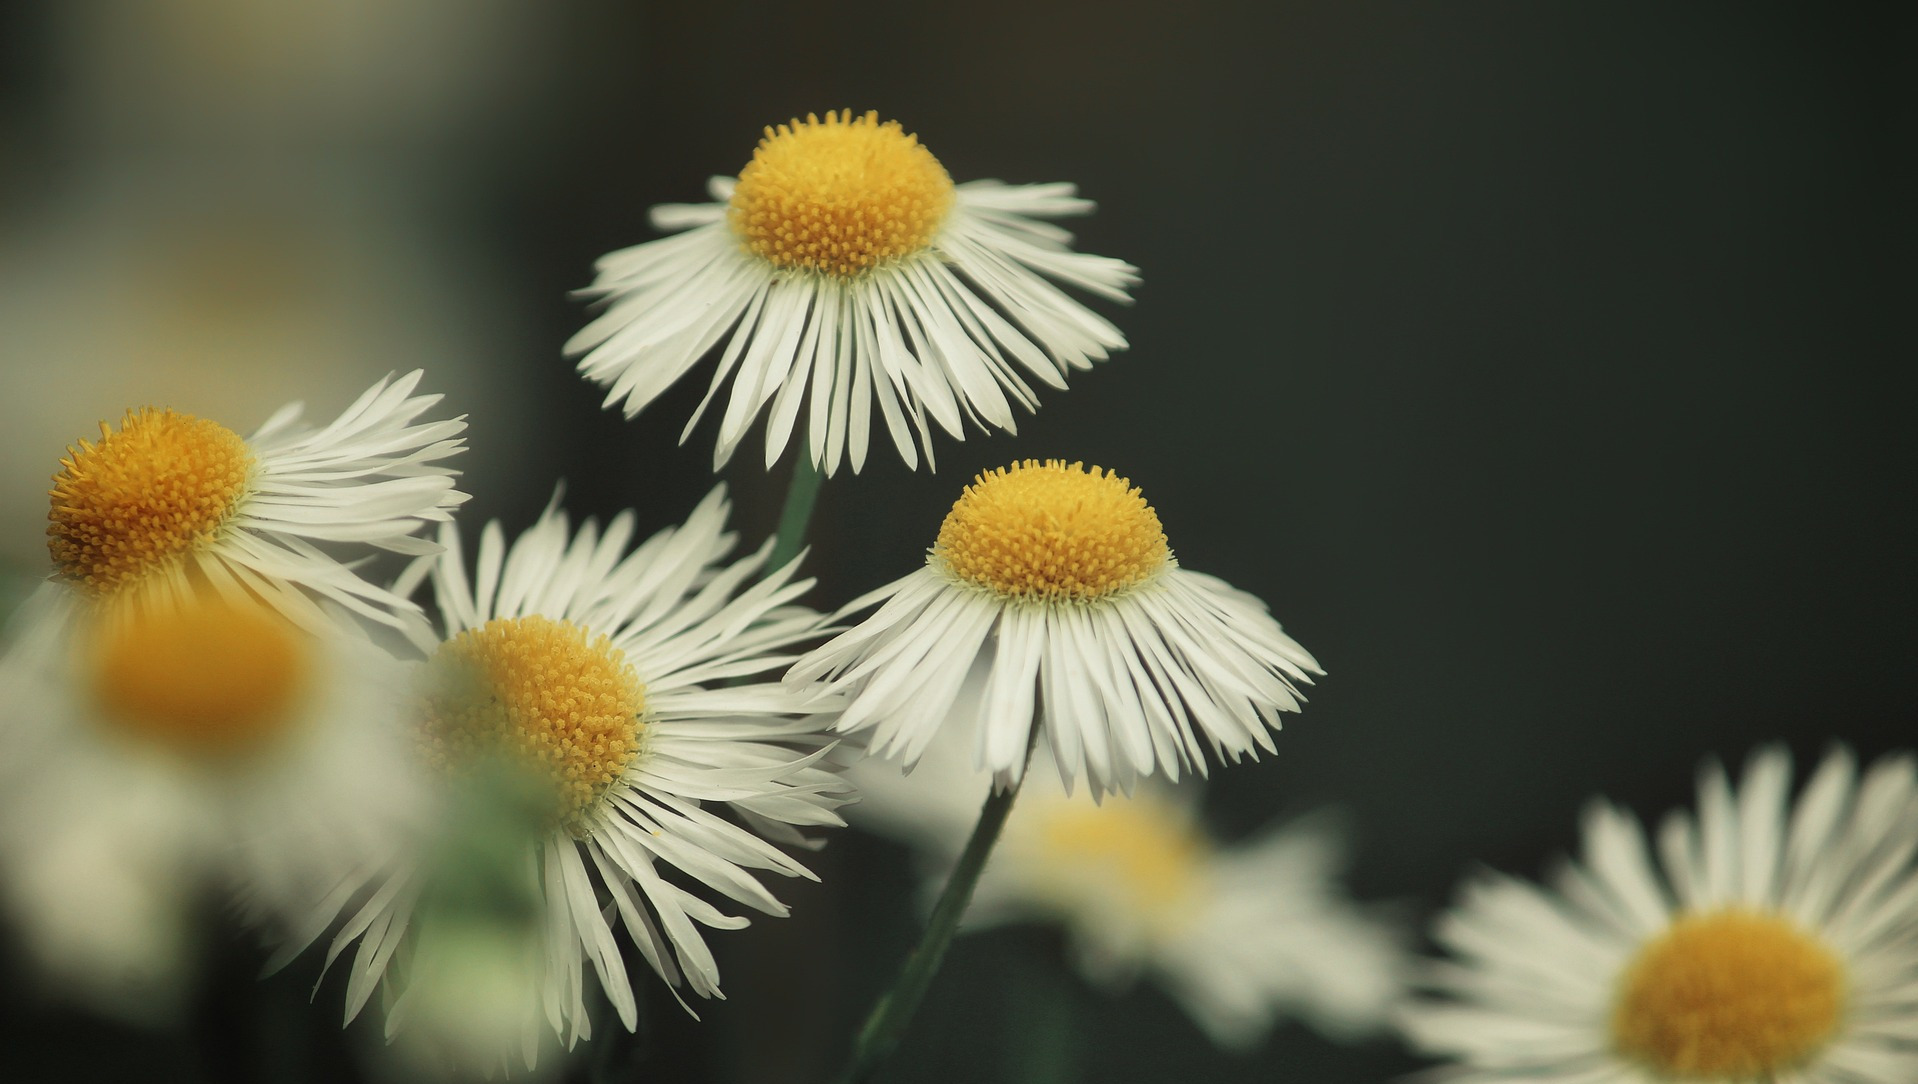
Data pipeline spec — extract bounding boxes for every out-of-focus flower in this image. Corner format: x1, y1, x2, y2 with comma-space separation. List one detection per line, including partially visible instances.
789, 459, 1321, 798
42, 370, 467, 629
567, 109, 1139, 475
309, 489, 849, 1070
849, 719, 1405, 1049
1401, 745, 1918, 1084
0, 586, 417, 1022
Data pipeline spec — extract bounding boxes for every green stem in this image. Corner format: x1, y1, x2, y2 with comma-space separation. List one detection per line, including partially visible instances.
767, 454, 824, 575
829, 748, 1034, 1084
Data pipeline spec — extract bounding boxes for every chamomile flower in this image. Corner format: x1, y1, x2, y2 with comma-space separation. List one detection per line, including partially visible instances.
315, 488, 849, 1068
44, 369, 468, 629
849, 720, 1406, 1048
0, 586, 416, 1021
788, 459, 1322, 798
1401, 745, 1918, 1084
566, 110, 1139, 475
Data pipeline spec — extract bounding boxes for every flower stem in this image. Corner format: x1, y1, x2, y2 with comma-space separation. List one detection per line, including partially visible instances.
768, 454, 824, 575
829, 751, 1034, 1084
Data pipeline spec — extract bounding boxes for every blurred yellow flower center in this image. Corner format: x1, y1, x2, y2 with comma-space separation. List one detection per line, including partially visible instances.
91, 595, 311, 757
934, 460, 1170, 602
1611, 910, 1845, 1079
728, 109, 955, 278
422, 615, 645, 834
48, 409, 255, 595
1025, 795, 1207, 924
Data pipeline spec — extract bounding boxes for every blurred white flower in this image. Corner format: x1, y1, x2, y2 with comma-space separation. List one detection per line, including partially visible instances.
849, 717, 1405, 1049
0, 587, 419, 1022
790, 459, 1322, 798
568, 109, 1139, 475
1401, 746, 1918, 1084
308, 489, 850, 1070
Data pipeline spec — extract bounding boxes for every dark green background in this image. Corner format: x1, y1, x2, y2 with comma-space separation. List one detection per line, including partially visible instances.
1, 2, 1910, 1081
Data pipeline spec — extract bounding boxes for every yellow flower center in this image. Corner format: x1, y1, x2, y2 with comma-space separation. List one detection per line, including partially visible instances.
90, 594, 312, 758
727, 109, 955, 278
421, 615, 646, 834
48, 409, 255, 596
1021, 794, 1208, 925
934, 460, 1170, 602
1611, 909, 1846, 1079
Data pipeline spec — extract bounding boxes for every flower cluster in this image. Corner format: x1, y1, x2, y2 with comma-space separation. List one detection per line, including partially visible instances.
1, 367, 853, 1069
0, 108, 1907, 1084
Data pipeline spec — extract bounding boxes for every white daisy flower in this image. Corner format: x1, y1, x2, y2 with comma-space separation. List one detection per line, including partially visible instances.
315, 488, 850, 1069
788, 459, 1323, 798
566, 109, 1140, 475
0, 585, 418, 1022
849, 719, 1406, 1049
44, 369, 468, 629
1400, 745, 1918, 1084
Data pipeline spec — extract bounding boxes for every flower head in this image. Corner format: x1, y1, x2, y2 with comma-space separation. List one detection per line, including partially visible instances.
310, 489, 850, 1068
44, 370, 468, 628
848, 720, 1405, 1048
728, 111, 955, 277
567, 111, 1139, 475
88, 588, 315, 758
0, 585, 418, 1020
789, 459, 1322, 798
1401, 745, 1918, 1083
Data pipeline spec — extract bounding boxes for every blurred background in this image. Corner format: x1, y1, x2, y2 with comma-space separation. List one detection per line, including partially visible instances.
0, 2, 1909, 1081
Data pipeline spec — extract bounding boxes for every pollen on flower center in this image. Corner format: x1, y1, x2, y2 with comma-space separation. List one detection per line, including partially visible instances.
728, 109, 955, 278
934, 460, 1170, 602
91, 594, 312, 757
1025, 795, 1207, 922
1611, 909, 1846, 1079
48, 409, 255, 595
422, 615, 646, 834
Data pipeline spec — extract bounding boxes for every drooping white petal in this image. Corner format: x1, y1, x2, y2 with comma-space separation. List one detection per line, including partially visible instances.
798, 562, 1320, 799
568, 180, 1137, 475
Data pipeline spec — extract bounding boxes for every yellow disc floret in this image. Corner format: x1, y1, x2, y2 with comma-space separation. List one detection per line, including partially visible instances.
934, 460, 1170, 602
1611, 909, 1846, 1078
728, 109, 955, 278
90, 593, 312, 758
1022, 794, 1208, 927
48, 409, 255, 595
422, 615, 645, 834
